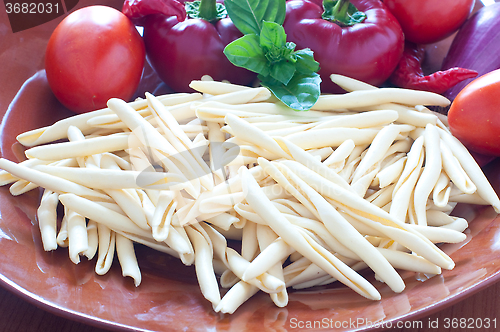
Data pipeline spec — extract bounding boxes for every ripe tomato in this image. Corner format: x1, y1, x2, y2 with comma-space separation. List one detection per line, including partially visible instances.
448, 69, 500, 156
383, 0, 474, 44
45, 6, 145, 114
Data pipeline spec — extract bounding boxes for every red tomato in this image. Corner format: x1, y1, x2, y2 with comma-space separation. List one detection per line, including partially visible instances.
383, 0, 474, 44
45, 6, 145, 113
448, 69, 500, 156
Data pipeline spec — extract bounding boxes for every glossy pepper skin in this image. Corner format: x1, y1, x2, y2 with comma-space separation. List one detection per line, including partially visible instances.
124, 0, 256, 92
283, 0, 404, 93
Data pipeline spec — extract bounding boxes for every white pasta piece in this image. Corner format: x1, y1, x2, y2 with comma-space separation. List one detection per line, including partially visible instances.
226, 248, 286, 294
366, 184, 395, 208
414, 124, 442, 226
351, 168, 379, 198
286, 128, 380, 150
57, 214, 69, 247
241, 221, 259, 261
17, 108, 115, 147
433, 172, 452, 208
439, 217, 468, 233
34, 165, 184, 191
225, 114, 290, 159
390, 140, 424, 222
17, 93, 200, 147
276, 137, 353, 192
0, 158, 110, 202
352, 124, 411, 184
408, 224, 467, 243
205, 213, 239, 231
207, 121, 226, 185
58, 193, 152, 237
103, 188, 149, 230
415, 105, 449, 130
242, 237, 294, 281
66, 209, 89, 264
313, 110, 399, 130
148, 93, 214, 192
256, 225, 288, 307
85, 220, 98, 260
376, 248, 441, 275
275, 161, 405, 293
116, 231, 179, 258
329, 74, 378, 91
449, 192, 489, 205
95, 224, 116, 276
312, 88, 450, 111
87, 113, 154, 130
24, 132, 129, 160
9, 158, 79, 195
215, 281, 258, 314
426, 209, 455, 226
169, 225, 195, 265
285, 214, 358, 260
185, 225, 221, 308
282, 160, 455, 270
273, 198, 316, 220
0, 158, 48, 185
376, 157, 406, 188
323, 139, 355, 170
108, 98, 200, 196
37, 190, 59, 251
367, 103, 438, 128
189, 81, 272, 103
240, 167, 381, 300
439, 128, 500, 212
286, 261, 328, 288
115, 233, 142, 287
440, 140, 476, 195
189, 80, 252, 95
150, 190, 177, 241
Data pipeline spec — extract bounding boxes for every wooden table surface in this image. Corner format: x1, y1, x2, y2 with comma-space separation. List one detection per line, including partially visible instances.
1, 279, 499, 332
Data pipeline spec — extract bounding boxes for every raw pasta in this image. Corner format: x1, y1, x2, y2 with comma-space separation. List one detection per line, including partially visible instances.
1, 75, 498, 314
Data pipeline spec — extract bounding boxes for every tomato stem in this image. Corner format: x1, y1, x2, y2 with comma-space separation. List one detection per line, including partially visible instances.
322, 0, 366, 27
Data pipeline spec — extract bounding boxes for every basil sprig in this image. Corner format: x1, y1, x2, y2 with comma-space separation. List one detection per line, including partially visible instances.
224, 0, 321, 111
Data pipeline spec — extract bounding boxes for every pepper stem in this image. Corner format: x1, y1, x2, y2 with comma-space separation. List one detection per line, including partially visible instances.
330, 0, 350, 19
185, 0, 227, 22
322, 0, 367, 27
198, 0, 217, 21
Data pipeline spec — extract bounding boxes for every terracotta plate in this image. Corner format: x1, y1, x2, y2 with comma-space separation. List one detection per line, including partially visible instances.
1, 1, 500, 331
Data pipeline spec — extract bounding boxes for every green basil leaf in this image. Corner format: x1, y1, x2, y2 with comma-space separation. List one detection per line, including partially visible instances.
293, 48, 320, 74
270, 60, 296, 85
260, 21, 287, 51
260, 73, 321, 111
224, 35, 270, 76
224, 0, 286, 35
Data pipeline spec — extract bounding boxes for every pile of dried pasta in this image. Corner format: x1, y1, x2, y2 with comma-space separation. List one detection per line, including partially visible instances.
1, 74, 499, 314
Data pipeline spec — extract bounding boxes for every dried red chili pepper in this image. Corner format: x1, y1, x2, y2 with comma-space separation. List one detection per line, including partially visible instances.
389, 41, 478, 94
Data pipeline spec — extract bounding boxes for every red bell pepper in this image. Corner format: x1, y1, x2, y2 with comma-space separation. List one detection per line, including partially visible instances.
123, 0, 256, 92
283, 0, 404, 93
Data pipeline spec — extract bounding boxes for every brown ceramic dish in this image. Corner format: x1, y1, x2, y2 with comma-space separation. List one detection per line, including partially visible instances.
1, 1, 500, 331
